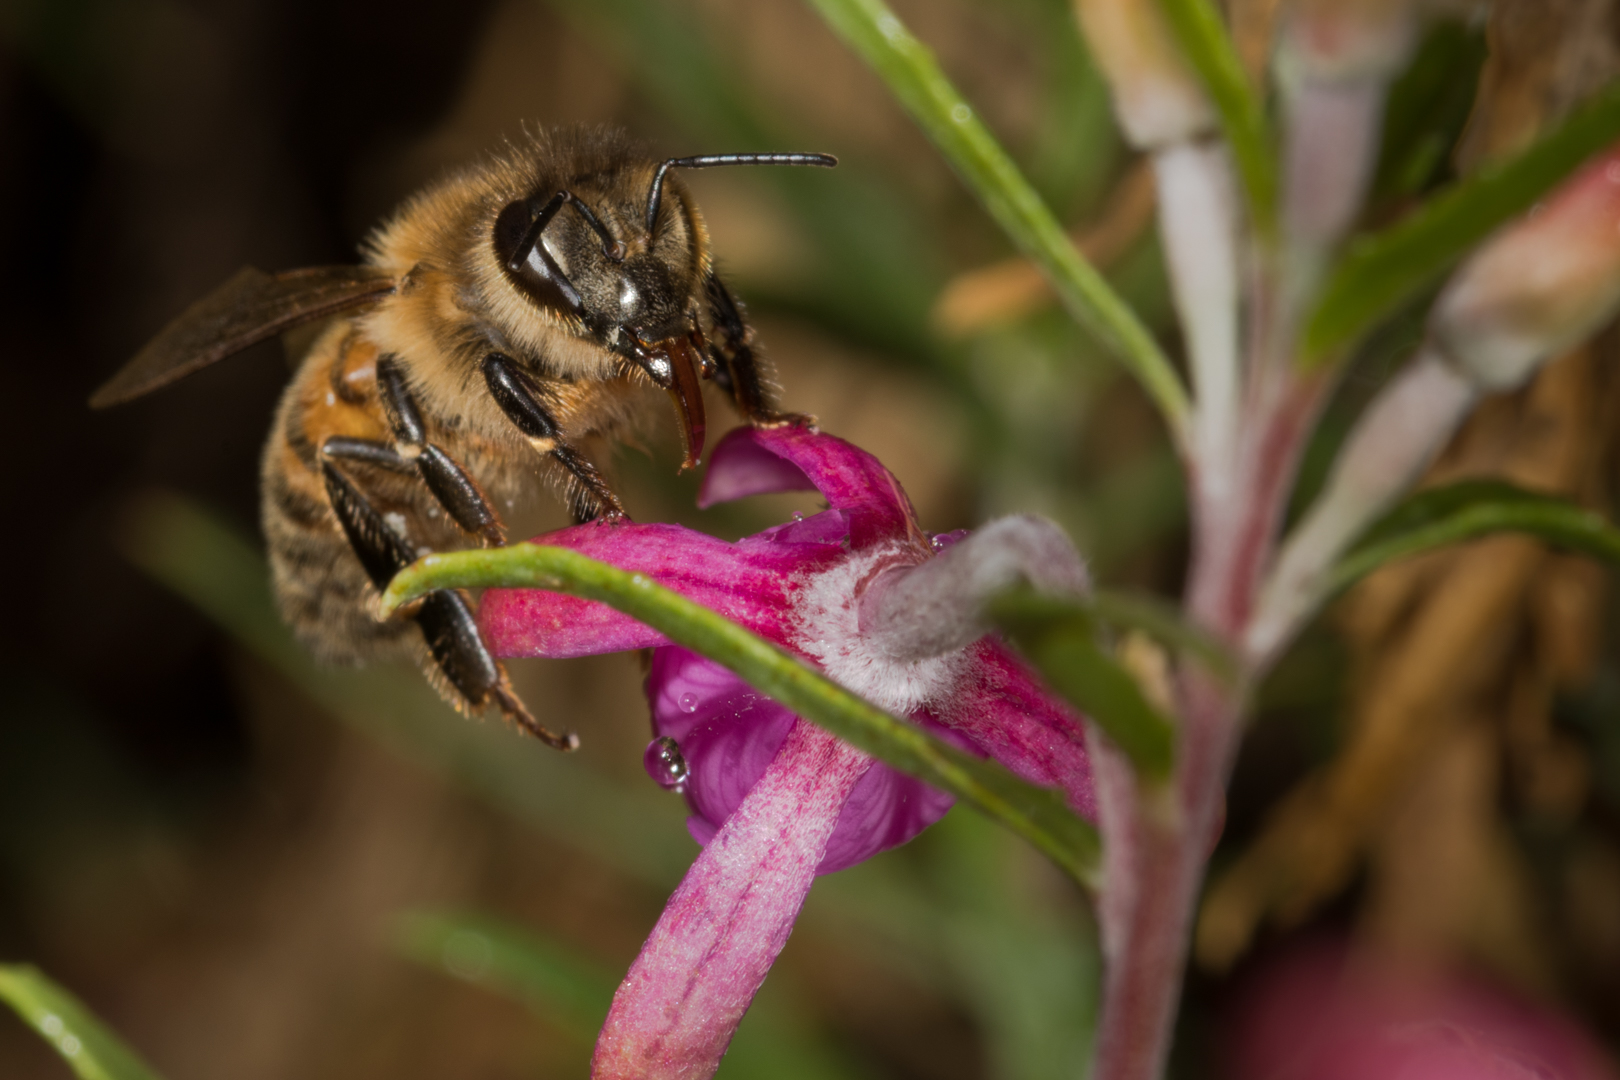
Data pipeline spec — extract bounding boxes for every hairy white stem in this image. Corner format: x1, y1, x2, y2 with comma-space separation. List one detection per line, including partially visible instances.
1275, 5, 1414, 319
1246, 348, 1479, 661
1281, 77, 1388, 252
1154, 142, 1242, 493
857, 515, 1088, 662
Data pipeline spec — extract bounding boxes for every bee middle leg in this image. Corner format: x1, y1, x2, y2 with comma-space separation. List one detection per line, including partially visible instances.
319, 451, 577, 751
481, 352, 628, 524
375, 355, 505, 546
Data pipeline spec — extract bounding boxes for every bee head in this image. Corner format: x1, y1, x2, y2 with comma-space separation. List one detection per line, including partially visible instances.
491, 152, 836, 357
488, 148, 835, 469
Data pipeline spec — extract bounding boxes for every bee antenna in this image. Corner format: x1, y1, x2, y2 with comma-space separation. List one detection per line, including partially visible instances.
644, 152, 838, 235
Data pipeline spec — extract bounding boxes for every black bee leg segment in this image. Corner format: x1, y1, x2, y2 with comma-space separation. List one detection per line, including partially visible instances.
703, 270, 811, 427
703, 271, 767, 417
374, 355, 504, 546
320, 435, 415, 473
320, 459, 576, 750
481, 353, 628, 523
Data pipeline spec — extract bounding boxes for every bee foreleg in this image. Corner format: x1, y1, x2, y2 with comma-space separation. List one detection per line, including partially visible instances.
320, 457, 576, 750
375, 355, 505, 546
481, 352, 628, 524
703, 269, 813, 428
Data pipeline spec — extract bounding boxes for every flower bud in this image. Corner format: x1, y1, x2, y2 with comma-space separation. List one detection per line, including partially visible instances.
1073, 0, 1214, 150
1280, 0, 1418, 84
1431, 143, 1620, 391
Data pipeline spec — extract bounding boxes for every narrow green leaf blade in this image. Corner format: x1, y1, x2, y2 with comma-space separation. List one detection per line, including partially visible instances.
394, 910, 873, 1080
989, 593, 1177, 779
382, 545, 1101, 890
1155, 0, 1276, 230
804, 0, 1191, 439
1329, 478, 1620, 592
394, 911, 615, 1041
1305, 81, 1620, 361
0, 965, 165, 1080
1088, 588, 1238, 684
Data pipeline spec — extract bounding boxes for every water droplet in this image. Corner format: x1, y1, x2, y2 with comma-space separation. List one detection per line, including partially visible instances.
931, 535, 946, 550
644, 735, 689, 791
41, 1016, 62, 1038
678, 692, 698, 713
60, 1035, 81, 1057
951, 103, 972, 124
792, 510, 805, 521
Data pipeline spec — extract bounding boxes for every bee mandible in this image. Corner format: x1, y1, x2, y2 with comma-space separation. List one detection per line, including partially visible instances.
92, 128, 836, 750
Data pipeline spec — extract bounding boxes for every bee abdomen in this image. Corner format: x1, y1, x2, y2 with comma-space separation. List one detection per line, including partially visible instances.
261, 342, 417, 669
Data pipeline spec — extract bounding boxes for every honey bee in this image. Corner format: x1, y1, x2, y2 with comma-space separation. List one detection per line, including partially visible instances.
92, 127, 835, 750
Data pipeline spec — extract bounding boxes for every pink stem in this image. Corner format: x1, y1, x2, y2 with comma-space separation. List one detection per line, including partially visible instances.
593, 723, 872, 1080
1091, 362, 1330, 1080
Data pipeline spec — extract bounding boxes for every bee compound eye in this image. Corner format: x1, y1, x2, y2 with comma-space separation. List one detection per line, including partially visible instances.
493, 200, 531, 263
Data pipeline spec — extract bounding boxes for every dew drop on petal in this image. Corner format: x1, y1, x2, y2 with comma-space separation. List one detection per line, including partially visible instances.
678, 692, 698, 713
644, 735, 689, 791
792, 510, 804, 521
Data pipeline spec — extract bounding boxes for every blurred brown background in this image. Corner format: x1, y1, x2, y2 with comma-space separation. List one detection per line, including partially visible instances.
1, 0, 1618, 1077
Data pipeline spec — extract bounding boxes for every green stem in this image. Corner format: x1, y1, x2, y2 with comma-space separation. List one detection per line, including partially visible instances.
805, 0, 1191, 445
1154, 0, 1276, 236
383, 544, 1102, 890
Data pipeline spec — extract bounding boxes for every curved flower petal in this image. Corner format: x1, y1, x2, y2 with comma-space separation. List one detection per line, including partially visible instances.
482, 521, 846, 657
699, 425, 922, 550
1229, 942, 1617, 1080
650, 647, 957, 873
592, 721, 872, 1080
931, 639, 1097, 820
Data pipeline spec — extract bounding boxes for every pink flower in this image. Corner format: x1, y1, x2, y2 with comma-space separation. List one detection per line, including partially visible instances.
1227, 941, 1618, 1080
480, 424, 1094, 1080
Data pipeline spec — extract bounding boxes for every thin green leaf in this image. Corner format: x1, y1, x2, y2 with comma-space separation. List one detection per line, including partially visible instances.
0, 965, 165, 1080
1369, 21, 1487, 204
1305, 80, 1620, 362
989, 592, 1177, 779
1154, 0, 1276, 231
382, 545, 1102, 890
394, 911, 614, 1041
804, 0, 1191, 442
1089, 588, 1238, 684
394, 910, 873, 1080
1329, 479, 1620, 593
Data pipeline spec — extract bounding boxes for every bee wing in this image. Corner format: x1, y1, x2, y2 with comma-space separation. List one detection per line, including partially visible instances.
90, 265, 398, 408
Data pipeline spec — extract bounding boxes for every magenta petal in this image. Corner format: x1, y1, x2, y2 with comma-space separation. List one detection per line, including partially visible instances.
700, 426, 920, 550
592, 722, 872, 1080
1229, 942, 1617, 1080
650, 648, 956, 873
695, 429, 818, 506
482, 521, 845, 657
819, 756, 956, 873
650, 648, 798, 841
931, 639, 1096, 821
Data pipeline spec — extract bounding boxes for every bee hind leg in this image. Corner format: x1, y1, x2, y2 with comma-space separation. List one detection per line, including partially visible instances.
320, 456, 578, 751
